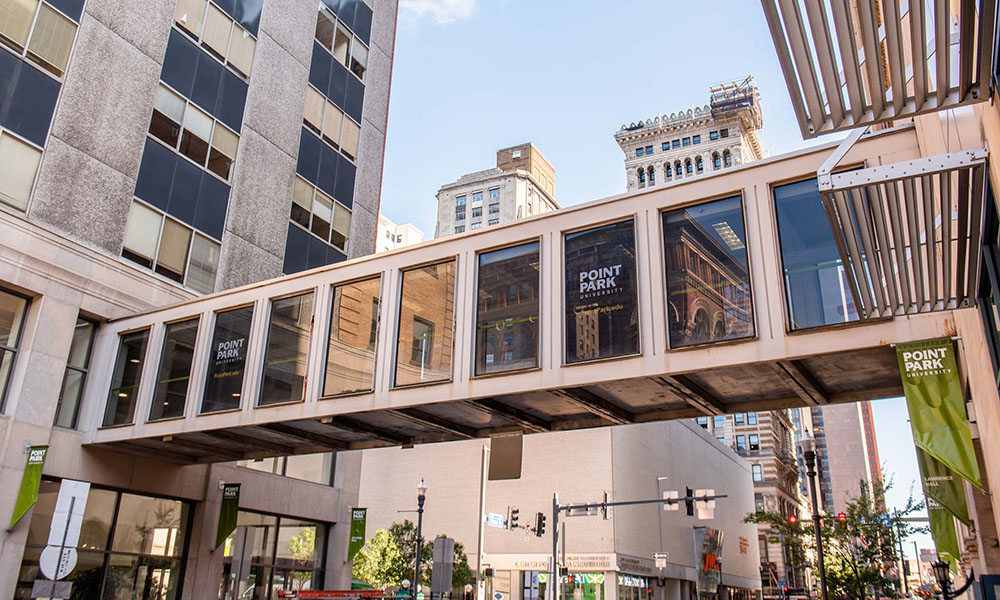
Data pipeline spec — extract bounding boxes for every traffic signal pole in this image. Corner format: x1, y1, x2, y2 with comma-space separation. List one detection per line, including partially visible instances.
475, 445, 489, 600
551, 493, 560, 600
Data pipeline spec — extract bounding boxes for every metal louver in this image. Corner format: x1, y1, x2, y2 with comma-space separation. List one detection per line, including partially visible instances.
761, 0, 996, 138
818, 148, 988, 318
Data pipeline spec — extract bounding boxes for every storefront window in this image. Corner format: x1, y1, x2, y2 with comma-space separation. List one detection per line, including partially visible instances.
0, 289, 28, 410
16, 480, 191, 599
476, 242, 540, 375
54, 317, 96, 428
617, 575, 651, 600
260, 293, 314, 406
663, 195, 754, 348
774, 178, 859, 330
395, 261, 456, 386
522, 571, 541, 600
220, 511, 325, 599
149, 318, 200, 421
538, 572, 606, 600
564, 220, 639, 363
325, 277, 380, 396
239, 452, 336, 486
104, 329, 150, 426
202, 306, 254, 413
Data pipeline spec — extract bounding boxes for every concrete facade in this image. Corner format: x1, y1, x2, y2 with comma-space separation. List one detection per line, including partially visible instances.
376, 213, 424, 253
435, 143, 559, 238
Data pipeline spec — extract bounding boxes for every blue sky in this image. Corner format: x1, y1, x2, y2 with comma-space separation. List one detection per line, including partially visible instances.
380, 0, 931, 558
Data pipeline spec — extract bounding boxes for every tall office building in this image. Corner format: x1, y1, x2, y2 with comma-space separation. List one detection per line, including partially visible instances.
375, 213, 423, 252
614, 77, 764, 191
434, 142, 558, 238
0, 0, 395, 596
812, 402, 883, 514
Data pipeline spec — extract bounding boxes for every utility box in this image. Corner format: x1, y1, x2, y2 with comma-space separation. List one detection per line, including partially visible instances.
431, 537, 455, 595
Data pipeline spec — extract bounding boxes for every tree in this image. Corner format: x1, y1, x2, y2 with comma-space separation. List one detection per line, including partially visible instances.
353, 529, 409, 588
425, 536, 474, 589
288, 528, 317, 588
388, 520, 432, 582
746, 474, 926, 600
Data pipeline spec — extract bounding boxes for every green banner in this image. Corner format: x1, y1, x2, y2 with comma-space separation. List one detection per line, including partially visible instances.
10, 446, 47, 528
348, 507, 367, 561
927, 502, 960, 573
916, 448, 970, 526
896, 339, 981, 487
215, 483, 241, 549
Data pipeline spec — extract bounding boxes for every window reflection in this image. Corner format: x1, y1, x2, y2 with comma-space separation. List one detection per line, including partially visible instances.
773, 179, 859, 330
104, 329, 150, 426
395, 261, 456, 386
476, 242, 540, 375
325, 277, 380, 396
149, 318, 199, 421
202, 306, 254, 413
564, 220, 639, 363
662, 195, 754, 348
260, 293, 314, 406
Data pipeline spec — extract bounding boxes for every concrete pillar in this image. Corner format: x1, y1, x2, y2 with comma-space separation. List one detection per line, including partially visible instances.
183, 465, 225, 600
666, 578, 682, 600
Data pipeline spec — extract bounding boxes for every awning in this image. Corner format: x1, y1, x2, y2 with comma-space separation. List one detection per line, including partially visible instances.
761, 0, 996, 138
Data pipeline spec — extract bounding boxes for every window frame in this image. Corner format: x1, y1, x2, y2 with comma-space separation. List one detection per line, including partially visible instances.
391, 257, 459, 389
0, 0, 80, 80
257, 290, 316, 408
302, 84, 362, 165
146, 316, 202, 423
101, 326, 152, 427
0, 127, 45, 213
752, 463, 763, 482
322, 275, 383, 398
199, 303, 256, 415
314, 3, 369, 84
172, 0, 257, 81
0, 289, 30, 412
53, 316, 98, 428
288, 176, 352, 254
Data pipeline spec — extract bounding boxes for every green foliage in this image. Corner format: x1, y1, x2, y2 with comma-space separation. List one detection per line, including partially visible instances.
288, 528, 317, 587
745, 474, 926, 600
425, 536, 474, 588
352, 529, 409, 588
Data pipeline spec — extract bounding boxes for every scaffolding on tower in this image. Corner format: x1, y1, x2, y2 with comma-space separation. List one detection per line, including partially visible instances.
709, 76, 763, 133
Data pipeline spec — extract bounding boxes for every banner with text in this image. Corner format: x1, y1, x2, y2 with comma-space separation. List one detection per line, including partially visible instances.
927, 503, 960, 573
11, 445, 48, 528
215, 483, 241, 549
916, 448, 970, 526
347, 507, 367, 561
896, 339, 981, 487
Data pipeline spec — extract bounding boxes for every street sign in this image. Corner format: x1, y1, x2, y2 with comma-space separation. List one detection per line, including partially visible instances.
493, 593, 503, 600
776, 581, 786, 586
487, 512, 505, 528
653, 551, 669, 568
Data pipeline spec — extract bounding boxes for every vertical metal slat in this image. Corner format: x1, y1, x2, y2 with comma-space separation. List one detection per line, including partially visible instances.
854, 187, 890, 314
885, 179, 915, 312
869, 182, 903, 313
935, 0, 951, 104
922, 175, 941, 309
882, 0, 909, 115
976, 0, 997, 100
966, 165, 986, 306
836, 190, 878, 317
910, 0, 929, 111
941, 170, 954, 308
821, 191, 868, 320
830, 0, 867, 123
859, 0, 888, 119
761, 0, 815, 138
905, 177, 928, 311
958, 0, 976, 100
804, 0, 847, 126
956, 168, 971, 304
778, 0, 828, 134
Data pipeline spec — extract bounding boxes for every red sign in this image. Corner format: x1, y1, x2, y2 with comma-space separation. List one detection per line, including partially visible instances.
739, 536, 749, 554
278, 591, 390, 599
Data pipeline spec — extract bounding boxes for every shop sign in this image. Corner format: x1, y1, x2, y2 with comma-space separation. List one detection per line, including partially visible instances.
694, 527, 724, 595
537, 573, 605, 585
617, 575, 648, 588
739, 536, 749, 554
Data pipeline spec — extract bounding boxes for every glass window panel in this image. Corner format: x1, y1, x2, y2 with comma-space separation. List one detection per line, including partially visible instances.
259, 292, 314, 406
564, 220, 639, 363
66, 316, 94, 366
275, 519, 320, 568
0, 0, 38, 50
774, 178, 860, 330
236, 511, 278, 563
26, 3, 76, 76
662, 195, 754, 348
211, 122, 239, 158
0, 288, 28, 348
291, 177, 313, 229
350, 39, 367, 80
123, 202, 162, 265
303, 87, 325, 133
311, 190, 332, 241
54, 368, 85, 428
0, 349, 14, 407
155, 218, 191, 282
150, 85, 186, 147
182, 103, 213, 141
180, 129, 210, 165
395, 261, 456, 386
174, 0, 205, 35
325, 276, 380, 396
475, 242, 540, 375
330, 204, 350, 250
187, 234, 220, 294
322, 101, 343, 147
202, 305, 253, 413
0, 132, 42, 211
333, 25, 350, 66
340, 117, 359, 160
149, 317, 199, 421
227, 25, 254, 76
103, 329, 150, 426
104, 554, 184, 599
201, 3, 231, 58
111, 493, 188, 556
26, 481, 117, 550
283, 452, 334, 485
314, 8, 334, 50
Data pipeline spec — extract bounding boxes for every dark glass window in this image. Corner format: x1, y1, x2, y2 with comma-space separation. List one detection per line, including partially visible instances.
755, 493, 765, 512
564, 220, 639, 363
696, 416, 708, 428
260, 292, 314, 406
54, 317, 96, 428
710, 131, 719, 140
0, 289, 29, 410
736, 435, 746, 451
149, 318, 199, 421
720, 128, 729, 138
219, 511, 326, 597
662, 143, 668, 151
202, 305, 254, 412
748, 411, 758, 425
663, 195, 754, 348
636, 148, 644, 157
672, 140, 680, 149
713, 415, 724, 428
734, 412, 745, 424
103, 329, 150, 426
325, 277, 380, 396
773, 179, 859, 330
682, 137, 691, 147
693, 135, 701, 144
476, 242, 540, 375
645, 145, 653, 154
395, 261, 456, 386
749, 434, 760, 450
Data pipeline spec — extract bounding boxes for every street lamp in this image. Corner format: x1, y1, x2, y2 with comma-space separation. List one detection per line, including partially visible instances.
801, 434, 829, 600
413, 479, 428, 599
465, 583, 474, 600
932, 561, 950, 599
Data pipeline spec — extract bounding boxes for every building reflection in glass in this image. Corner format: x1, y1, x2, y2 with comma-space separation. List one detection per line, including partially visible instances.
325, 276, 381, 396
395, 260, 456, 386
773, 179, 859, 330
475, 241, 540, 375
663, 195, 754, 348
259, 292, 314, 406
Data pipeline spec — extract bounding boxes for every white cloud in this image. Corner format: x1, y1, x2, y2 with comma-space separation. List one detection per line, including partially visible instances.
399, 0, 477, 24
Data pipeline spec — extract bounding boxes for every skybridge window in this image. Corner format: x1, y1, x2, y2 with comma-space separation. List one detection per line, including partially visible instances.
475, 241, 540, 375
395, 260, 456, 386
325, 276, 381, 396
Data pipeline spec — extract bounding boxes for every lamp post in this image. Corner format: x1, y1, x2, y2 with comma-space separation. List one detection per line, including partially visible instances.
932, 561, 951, 600
414, 479, 428, 600
801, 435, 829, 600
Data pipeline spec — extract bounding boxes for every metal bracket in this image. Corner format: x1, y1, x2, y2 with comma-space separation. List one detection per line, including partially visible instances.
817, 126, 868, 190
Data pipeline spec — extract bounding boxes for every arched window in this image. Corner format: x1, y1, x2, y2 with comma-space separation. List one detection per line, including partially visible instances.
637, 168, 645, 186
723, 150, 733, 167
696, 156, 704, 172
648, 166, 655, 185
665, 163, 672, 178
685, 159, 693, 174
675, 161, 683, 178
713, 152, 721, 169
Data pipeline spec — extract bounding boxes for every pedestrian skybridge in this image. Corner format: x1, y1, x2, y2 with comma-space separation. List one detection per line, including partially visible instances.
81, 126, 987, 463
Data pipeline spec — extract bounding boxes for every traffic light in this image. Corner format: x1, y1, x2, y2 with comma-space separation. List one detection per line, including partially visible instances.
685, 487, 695, 517
837, 512, 847, 522
535, 512, 546, 537
509, 507, 519, 529
788, 514, 797, 524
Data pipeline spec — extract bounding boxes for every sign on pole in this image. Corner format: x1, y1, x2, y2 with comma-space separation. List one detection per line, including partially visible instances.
39, 479, 90, 582
487, 512, 505, 528
215, 483, 241, 549
11, 445, 47, 528
348, 508, 367, 561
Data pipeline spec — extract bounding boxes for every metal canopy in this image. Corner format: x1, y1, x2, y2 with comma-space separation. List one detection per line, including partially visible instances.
761, 0, 996, 138
818, 147, 988, 318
